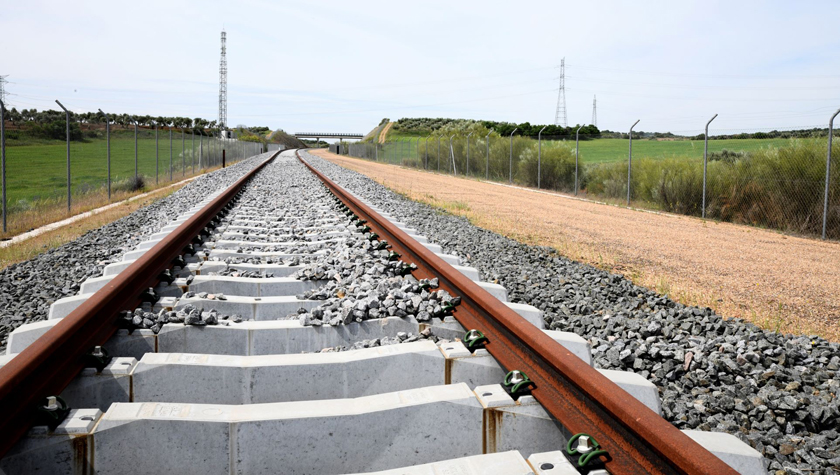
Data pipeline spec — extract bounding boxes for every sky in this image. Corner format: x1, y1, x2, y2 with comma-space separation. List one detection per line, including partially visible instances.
2, 0, 840, 137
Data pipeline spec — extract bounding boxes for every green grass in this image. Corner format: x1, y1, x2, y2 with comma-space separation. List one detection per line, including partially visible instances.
382, 128, 792, 165
4, 132, 221, 209
576, 137, 792, 164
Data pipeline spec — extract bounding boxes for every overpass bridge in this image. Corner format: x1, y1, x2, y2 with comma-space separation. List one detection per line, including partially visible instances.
294, 133, 364, 140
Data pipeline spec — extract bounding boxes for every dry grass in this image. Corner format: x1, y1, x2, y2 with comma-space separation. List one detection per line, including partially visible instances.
312, 149, 840, 342
0, 187, 178, 271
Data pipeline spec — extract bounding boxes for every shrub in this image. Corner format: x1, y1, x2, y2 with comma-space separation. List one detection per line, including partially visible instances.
708, 149, 746, 164
706, 139, 839, 235
518, 141, 579, 191
583, 139, 840, 236
114, 175, 146, 193
30, 120, 83, 141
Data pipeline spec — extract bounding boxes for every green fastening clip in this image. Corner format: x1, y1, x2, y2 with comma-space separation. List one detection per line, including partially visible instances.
463, 329, 488, 353
398, 263, 417, 276
367, 233, 379, 241
502, 370, 536, 401
35, 396, 71, 431
171, 254, 186, 269
360, 225, 372, 234
83, 346, 113, 373
374, 240, 390, 251
387, 251, 401, 261
140, 287, 159, 304
564, 433, 609, 472
434, 296, 462, 319
158, 269, 175, 285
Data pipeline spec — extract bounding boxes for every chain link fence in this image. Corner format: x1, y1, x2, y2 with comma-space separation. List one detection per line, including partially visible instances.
341, 126, 840, 240
0, 111, 264, 237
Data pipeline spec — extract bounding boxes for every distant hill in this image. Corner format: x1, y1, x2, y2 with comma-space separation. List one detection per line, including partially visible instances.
377, 117, 600, 140
268, 130, 308, 149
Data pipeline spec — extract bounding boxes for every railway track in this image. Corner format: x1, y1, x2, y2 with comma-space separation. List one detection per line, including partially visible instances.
0, 149, 765, 474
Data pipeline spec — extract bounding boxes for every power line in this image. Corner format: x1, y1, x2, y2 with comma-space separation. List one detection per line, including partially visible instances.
566, 87, 840, 103
567, 64, 840, 80
566, 75, 840, 91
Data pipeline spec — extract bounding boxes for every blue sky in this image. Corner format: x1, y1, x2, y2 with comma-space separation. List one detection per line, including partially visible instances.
3, 0, 840, 136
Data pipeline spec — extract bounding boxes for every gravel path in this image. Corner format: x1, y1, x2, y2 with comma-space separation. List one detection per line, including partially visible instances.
301, 150, 840, 475
0, 154, 271, 351
309, 150, 840, 344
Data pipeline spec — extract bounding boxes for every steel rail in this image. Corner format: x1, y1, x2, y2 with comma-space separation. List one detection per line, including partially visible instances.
0, 151, 278, 458
297, 151, 737, 475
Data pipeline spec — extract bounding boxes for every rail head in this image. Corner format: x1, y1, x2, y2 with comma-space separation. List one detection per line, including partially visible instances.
0, 151, 279, 458
297, 151, 737, 475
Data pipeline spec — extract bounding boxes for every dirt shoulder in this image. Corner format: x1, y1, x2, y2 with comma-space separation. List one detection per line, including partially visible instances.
378, 122, 393, 143
311, 149, 840, 341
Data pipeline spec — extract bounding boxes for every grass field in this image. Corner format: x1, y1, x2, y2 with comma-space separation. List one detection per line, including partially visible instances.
4, 131, 222, 209
381, 129, 792, 165
575, 137, 791, 163
0, 129, 247, 238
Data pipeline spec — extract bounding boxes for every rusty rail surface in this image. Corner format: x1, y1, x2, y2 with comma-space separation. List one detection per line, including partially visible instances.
0, 151, 278, 458
298, 151, 737, 475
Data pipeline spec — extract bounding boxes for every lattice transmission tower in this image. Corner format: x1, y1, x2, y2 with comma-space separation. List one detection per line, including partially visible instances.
0, 75, 8, 106
218, 30, 227, 133
591, 95, 597, 127
554, 58, 567, 128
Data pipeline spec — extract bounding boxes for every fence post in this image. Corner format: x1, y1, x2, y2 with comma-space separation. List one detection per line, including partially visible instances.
0, 99, 5, 232
509, 127, 518, 183
702, 114, 718, 219
538, 125, 547, 189
192, 131, 195, 174
575, 125, 583, 196
823, 108, 840, 239
134, 121, 138, 181
199, 134, 203, 170
155, 122, 159, 185
98, 109, 111, 200
182, 129, 185, 176
55, 100, 71, 213
466, 132, 473, 177
450, 135, 456, 175
627, 120, 640, 206
486, 133, 490, 180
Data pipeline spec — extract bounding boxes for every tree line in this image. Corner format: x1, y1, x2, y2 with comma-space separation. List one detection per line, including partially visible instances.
4, 107, 221, 132
391, 117, 600, 138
